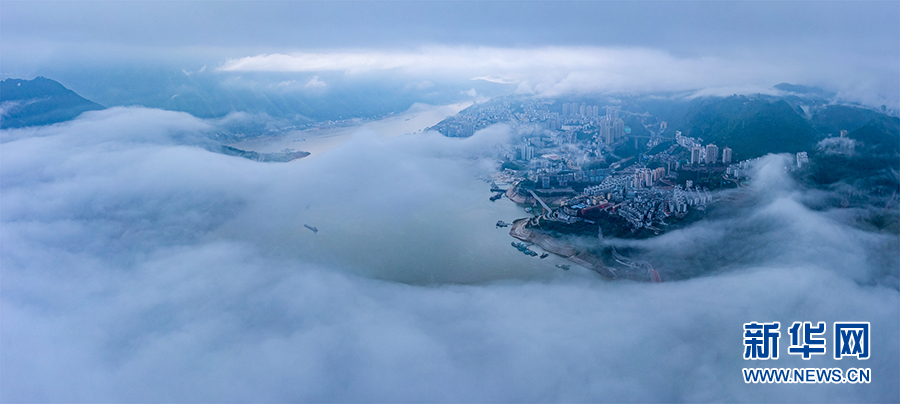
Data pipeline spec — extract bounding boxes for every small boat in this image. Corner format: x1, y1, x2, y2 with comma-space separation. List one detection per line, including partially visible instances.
304, 224, 318, 233
555, 264, 571, 271
540, 253, 549, 259
512, 242, 529, 252
496, 220, 510, 228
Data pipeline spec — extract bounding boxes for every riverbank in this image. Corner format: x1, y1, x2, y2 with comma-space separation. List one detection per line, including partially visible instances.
509, 218, 617, 278
227, 102, 471, 158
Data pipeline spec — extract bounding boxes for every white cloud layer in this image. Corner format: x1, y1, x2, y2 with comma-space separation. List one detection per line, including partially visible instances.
1, 108, 898, 402
217, 46, 898, 108
218, 47, 785, 91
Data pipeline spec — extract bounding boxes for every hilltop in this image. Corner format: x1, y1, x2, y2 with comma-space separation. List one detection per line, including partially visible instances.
1, 77, 105, 129
678, 96, 819, 161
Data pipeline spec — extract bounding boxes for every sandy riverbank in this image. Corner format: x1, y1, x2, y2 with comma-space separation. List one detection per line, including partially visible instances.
509, 218, 617, 278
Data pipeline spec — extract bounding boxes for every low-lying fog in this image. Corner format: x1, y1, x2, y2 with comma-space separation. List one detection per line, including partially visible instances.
2, 107, 897, 402
226, 102, 472, 157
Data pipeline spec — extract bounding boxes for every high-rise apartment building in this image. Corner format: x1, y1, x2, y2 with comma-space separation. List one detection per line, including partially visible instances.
706, 144, 719, 164
722, 147, 733, 165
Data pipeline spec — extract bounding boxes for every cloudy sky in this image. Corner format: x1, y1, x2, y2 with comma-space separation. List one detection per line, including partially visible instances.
2, 2, 899, 403
2, 1, 898, 107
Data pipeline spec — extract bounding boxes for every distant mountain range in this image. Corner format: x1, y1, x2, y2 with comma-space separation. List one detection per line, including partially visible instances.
679, 96, 819, 160
0, 77, 317, 163
31, 66, 511, 123
4, 77, 897, 168
599, 85, 894, 162
847, 114, 900, 154
637, 89, 898, 195
679, 95, 897, 161
1, 77, 105, 129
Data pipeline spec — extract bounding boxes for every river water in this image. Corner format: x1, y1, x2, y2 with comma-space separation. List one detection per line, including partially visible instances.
227, 102, 473, 158
219, 101, 601, 283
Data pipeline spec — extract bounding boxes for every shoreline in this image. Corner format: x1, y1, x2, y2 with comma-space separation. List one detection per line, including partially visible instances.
509, 218, 617, 278
226, 101, 472, 158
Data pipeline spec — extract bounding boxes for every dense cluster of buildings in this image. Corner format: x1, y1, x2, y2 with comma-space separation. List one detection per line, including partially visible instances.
431, 97, 794, 234
548, 171, 715, 232
438, 101, 516, 137
434, 100, 629, 156
517, 155, 719, 233
561, 102, 600, 118
676, 131, 732, 166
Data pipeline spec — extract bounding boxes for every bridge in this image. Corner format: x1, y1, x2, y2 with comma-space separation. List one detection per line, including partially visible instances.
527, 189, 553, 215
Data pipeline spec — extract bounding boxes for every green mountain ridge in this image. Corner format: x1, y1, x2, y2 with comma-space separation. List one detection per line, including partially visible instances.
671, 88, 898, 162
36, 66, 511, 122
806, 116, 899, 195
1, 77, 105, 129
680, 96, 819, 160
809, 105, 883, 136
849, 115, 900, 154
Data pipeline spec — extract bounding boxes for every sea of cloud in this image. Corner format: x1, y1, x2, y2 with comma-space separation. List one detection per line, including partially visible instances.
1, 107, 898, 402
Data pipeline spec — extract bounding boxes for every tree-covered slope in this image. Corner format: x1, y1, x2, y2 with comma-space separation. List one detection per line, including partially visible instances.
810, 105, 884, 137
1, 77, 105, 129
849, 115, 900, 155
680, 96, 820, 160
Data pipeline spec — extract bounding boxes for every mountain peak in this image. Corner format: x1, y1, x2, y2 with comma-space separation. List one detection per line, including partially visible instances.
1, 77, 105, 129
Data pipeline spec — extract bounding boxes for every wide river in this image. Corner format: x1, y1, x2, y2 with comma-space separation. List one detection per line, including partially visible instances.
228, 102, 472, 158
224, 101, 597, 282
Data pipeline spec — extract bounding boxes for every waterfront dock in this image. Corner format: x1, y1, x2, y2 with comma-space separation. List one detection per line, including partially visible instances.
509, 218, 617, 278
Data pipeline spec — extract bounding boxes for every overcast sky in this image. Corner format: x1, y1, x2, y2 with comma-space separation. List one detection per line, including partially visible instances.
2, 1, 897, 53
2, 1, 899, 106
